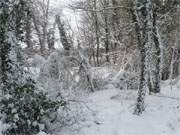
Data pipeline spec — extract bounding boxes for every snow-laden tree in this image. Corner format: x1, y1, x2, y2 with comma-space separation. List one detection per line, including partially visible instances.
36, 48, 96, 132
38, 48, 95, 99
133, 0, 162, 114
31, 0, 50, 54
0, 0, 23, 95
55, 15, 72, 51
146, 0, 161, 94
132, 0, 149, 115
0, 1, 65, 134
158, 0, 180, 80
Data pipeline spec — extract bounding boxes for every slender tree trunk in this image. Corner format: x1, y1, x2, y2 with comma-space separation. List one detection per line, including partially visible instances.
32, 14, 45, 53
112, 0, 119, 64
147, 1, 161, 94
25, 10, 33, 49
56, 15, 71, 52
134, 42, 147, 115
41, 0, 50, 53
152, 7, 161, 93
104, 0, 110, 62
94, 0, 100, 66
147, 68, 153, 94
132, 0, 149, 115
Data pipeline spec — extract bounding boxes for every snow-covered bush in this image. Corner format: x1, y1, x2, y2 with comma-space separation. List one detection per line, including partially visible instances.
29, 54, 46, 68
89, 67, 138, 90
36, 50, 94, 132
37, 49, 95, 98
0, 79, 66, 135
91, 67, 114, 90
112, 70, 139, 90
37, 50, 73, 98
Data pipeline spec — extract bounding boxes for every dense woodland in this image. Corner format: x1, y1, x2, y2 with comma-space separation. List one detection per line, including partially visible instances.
0, 0, 180, 135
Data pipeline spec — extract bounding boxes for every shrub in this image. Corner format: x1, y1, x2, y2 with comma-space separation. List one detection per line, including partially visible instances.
0, 80, 66, 135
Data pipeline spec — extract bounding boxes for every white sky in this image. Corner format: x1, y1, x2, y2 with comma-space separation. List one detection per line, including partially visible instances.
50, 0, 81, 30
48, 0, 81, 48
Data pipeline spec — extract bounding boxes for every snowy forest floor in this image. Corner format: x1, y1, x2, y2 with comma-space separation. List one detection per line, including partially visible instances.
1, 78, 180, 135
58, 83, 180, 135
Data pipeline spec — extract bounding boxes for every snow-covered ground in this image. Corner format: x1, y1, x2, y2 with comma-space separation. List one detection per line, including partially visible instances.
57, 83, 180, 135
1, 80, 180, 135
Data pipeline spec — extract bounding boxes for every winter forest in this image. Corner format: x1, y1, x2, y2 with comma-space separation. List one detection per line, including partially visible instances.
0, 0, 180, 135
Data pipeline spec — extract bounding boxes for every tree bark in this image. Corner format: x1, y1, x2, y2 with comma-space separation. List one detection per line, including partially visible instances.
94, 0, 100, 66
132, 0, 149, 115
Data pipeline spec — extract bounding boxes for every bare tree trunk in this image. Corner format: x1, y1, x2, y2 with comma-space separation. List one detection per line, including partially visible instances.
94, 0, 100, 66
56, 15, 71, 52
147, 1, 161, 94
147, 67, 153, 94
31, 0, 50, 55
47, 28, 55, 51
32, 14, 45, 52
112, 0, 119, 64
104, 0, 110, 62
25, 10, 33, 49
169, 47, 176, 89
134, 42, 147, 115
151, 7, 161, 93
41, 0, 50, 53
132, 0, 149, 115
